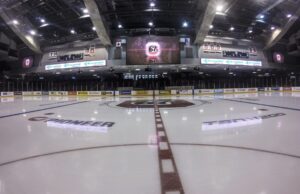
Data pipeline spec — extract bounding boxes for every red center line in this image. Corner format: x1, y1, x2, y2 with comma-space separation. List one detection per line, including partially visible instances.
154, 101, 184, 194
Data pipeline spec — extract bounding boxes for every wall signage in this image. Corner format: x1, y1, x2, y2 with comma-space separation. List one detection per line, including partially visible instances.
45, 60, 106, 70
201, 58, 262, 66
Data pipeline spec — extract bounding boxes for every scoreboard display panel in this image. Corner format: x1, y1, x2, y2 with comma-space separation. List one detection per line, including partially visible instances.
126, 35, 180, 65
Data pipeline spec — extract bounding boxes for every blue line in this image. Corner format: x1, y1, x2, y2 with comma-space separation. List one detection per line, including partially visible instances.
0, 101, 88, 119
223, 99, 300, 112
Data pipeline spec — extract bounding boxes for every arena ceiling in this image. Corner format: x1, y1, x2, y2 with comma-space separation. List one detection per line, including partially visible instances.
0, 0, 299, 48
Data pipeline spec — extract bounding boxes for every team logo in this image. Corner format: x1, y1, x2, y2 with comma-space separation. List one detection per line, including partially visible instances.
146, 42, 161, 57
22, 57, 33, 68
273, 52, 284, 63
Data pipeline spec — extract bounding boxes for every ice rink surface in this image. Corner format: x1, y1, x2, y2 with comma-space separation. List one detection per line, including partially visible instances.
0, 92, 300, 194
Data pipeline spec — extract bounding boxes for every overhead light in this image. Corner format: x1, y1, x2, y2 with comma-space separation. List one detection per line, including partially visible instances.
145, 8, 160, 12
183, 21, 188, 28
12, 20, 19, 25
248, 30, 253, 33
287, 14, 292, 18
80, 14, 90, 18
135, 68, 141, 71
229, 26, 235, 31
181, 67, 187, 70
210, 25, 214, 29
259, 14, 265, 19
148, 21, 153, 27
30, 30, 36, 35
40, 18, 45, 23
92, 26, 96, 31
216, 12, 227, 16
216, 5, 223, 12
70, 29, 75, 34
40, 23, 49, 28
83, 8, 89, 14
150, 2, 155, 7
271, 26, 275, 31
118, 24, 123, 28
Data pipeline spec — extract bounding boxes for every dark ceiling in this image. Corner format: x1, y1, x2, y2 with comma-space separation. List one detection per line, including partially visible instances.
0, 0, 299, 46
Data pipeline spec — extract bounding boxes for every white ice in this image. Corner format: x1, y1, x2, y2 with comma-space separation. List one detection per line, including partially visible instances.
0, 93, 300, 194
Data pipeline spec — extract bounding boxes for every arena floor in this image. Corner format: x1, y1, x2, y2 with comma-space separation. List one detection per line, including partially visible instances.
0, 93, 300, 194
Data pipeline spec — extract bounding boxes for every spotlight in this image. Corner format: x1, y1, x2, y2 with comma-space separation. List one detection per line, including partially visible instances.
183, 22, 188, 28
12, 20, 19, 25
150, 2, 155, 7
216, 5, 223, 12
30, 30, 36, 35
83, 8, 89, 14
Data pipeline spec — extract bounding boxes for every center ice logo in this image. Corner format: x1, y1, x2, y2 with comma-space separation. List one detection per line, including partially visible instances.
117, 99, 194, 108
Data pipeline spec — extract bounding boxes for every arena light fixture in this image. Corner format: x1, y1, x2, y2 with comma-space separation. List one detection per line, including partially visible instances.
12, 20, 19, 25
70, 29, 76, 34
150, 2, 155, 7
118, 24, 123, 28
183, 22, 188, 28
40, 23, 49, 27
270, 26, 275, 31
80, 14, 90, 18
248, 30, 253, 33
30, 30, 36, 35
216, 5, 223, 12
40, 18, 45, 23
287, 14, 292, 18
92, 26, 96, 31
148, 21, 154, 27
210, 25, 214, 29
229, 26, 235, 31
83, 8, 89, 14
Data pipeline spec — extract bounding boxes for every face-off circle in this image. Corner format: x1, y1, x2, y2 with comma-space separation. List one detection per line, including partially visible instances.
117, 99, 194, 108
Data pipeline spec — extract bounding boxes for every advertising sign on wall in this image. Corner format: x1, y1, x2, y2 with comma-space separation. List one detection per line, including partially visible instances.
45, 60, 106, 70
42, 46, 108, 71
201, 58, 262, 66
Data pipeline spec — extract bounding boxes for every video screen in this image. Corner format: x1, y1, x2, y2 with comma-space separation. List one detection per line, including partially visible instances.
126, 35, 180, 65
